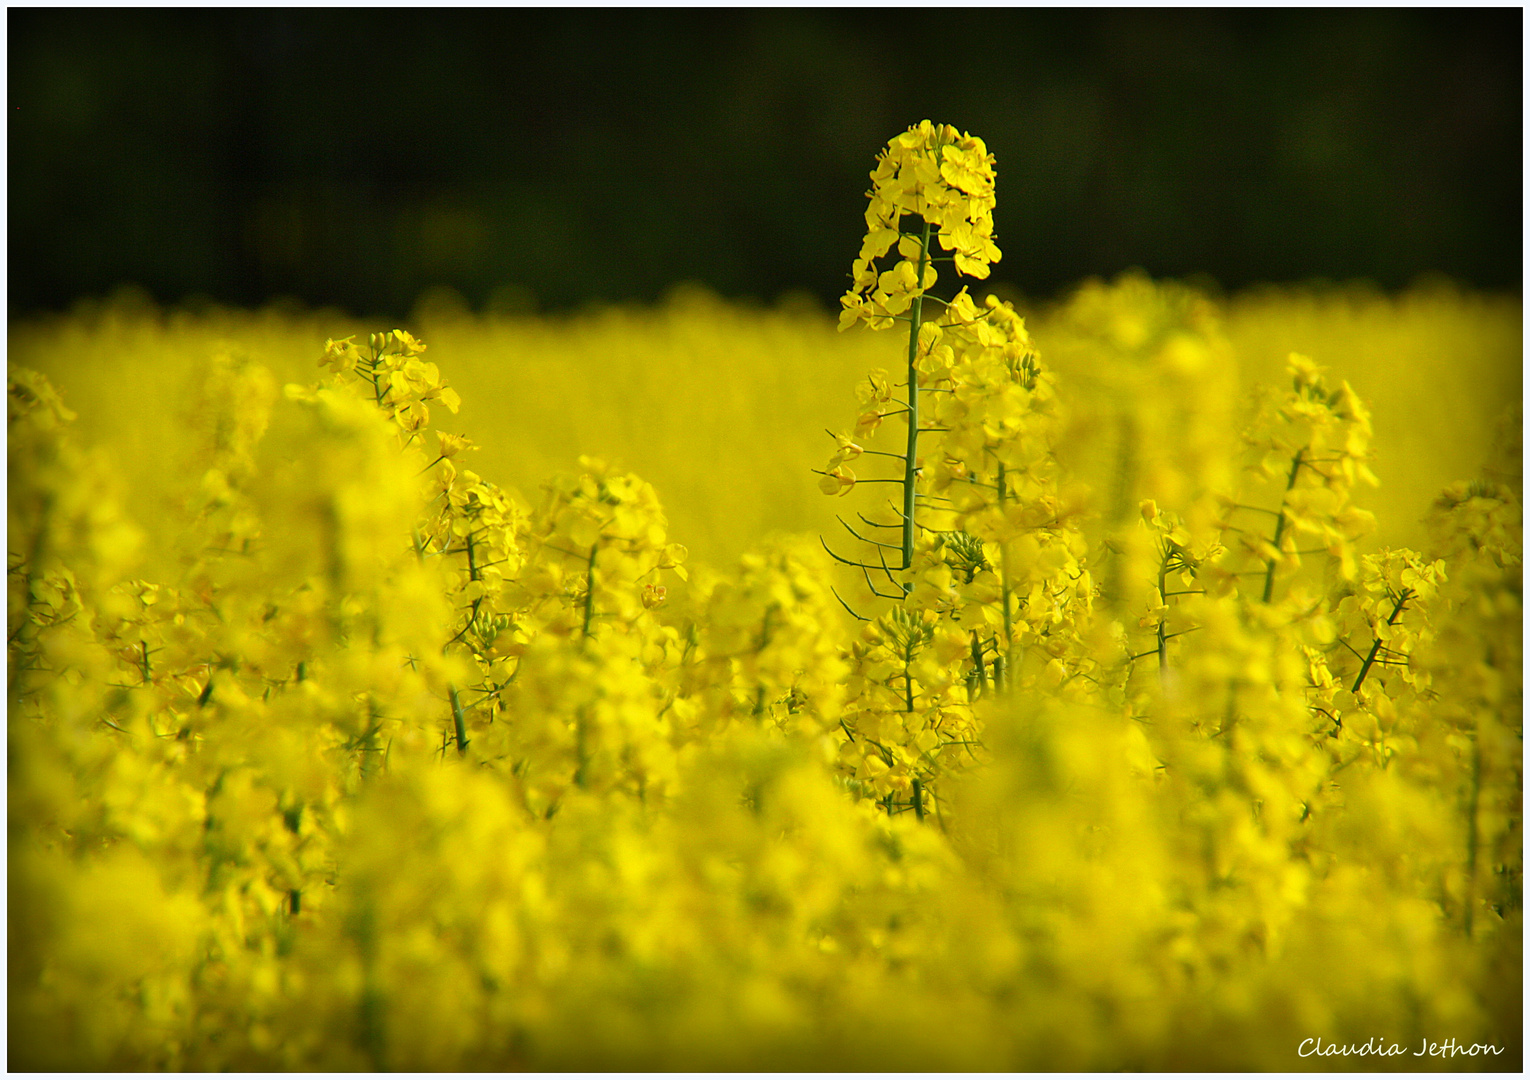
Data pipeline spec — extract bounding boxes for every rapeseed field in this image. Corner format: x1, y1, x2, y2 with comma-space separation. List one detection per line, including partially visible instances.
9, 122, 1520, 1070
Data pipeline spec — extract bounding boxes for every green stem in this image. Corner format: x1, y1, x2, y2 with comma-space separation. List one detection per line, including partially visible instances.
573, 710, 588, 788
1350, 589, 1411, 694
1262, 448, 1305, 603
367, 346, 385, 406
358, 698, 382, 778
1157, 550, 1170, 675
352, 899, 386, 1069
582, 542, 598, 640
464, 529, 484, 635
997, 462, 1014, 689
900, 219, 933, 580
449, 684, 468, 756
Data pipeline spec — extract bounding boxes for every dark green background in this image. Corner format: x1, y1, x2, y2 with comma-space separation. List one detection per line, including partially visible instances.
9, 8, 1522, 319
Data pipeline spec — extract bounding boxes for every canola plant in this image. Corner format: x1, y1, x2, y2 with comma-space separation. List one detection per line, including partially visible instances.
8, 122, 1521, 1070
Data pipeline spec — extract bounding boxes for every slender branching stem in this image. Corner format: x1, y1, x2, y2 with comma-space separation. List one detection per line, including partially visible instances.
900, 219, 932, 581
1262, 447, 1306, 603
582, 542, 598, 640
573, 710, 588, 788
838, 515, 902, 551
1157, 545, 1170, 675
449, 684, 468, 756
1351, 588, 1412, 694
997, 463, 1014, 688
830, 586, 868, 622
367, 346, 385, 406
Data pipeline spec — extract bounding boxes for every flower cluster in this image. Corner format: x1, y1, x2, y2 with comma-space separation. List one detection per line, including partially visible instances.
838, 120, 1000, 332
822, 122, 1093, 816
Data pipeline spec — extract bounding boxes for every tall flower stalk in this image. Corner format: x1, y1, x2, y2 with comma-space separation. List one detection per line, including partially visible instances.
821, 121, 1001, 591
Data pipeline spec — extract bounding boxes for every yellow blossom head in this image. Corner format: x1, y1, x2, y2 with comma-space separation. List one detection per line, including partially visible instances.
840, 121, 1001, 332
